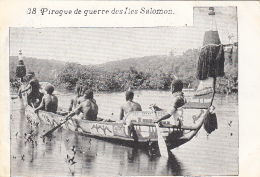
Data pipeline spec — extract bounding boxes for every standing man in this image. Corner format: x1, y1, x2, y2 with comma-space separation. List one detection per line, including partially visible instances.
119, 90, 142, 120
67, 90, 98, 121
154, 79, 186, 125
18, 71, 43, 107
34, 85, 58, 114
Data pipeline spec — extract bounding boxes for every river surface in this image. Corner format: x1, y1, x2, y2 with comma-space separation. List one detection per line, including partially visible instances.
10, 90, 238, 176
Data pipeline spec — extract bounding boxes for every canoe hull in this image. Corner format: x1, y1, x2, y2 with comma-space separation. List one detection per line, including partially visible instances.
25, 104, 208, 150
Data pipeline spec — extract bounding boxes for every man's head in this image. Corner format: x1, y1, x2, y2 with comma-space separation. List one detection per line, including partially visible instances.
45, 85, 54, 94
125, 91, 134, 101
171, 79, 183, 93
27, 71, 35, 80
84, 90, 93, 99
82, 85, 89, 96
75, 85, 82, 96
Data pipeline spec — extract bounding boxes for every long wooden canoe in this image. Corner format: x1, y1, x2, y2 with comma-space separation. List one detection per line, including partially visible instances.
20, 75, 216, 151
24, 96, 213, 150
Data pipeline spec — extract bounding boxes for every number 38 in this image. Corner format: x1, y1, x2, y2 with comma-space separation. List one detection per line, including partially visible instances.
27, 8, 36, 14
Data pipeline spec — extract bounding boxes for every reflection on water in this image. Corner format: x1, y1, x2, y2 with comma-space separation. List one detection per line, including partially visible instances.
10, 92, 238, 176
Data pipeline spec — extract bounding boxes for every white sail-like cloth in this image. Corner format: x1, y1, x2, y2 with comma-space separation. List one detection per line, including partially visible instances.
194, 77, 214, 96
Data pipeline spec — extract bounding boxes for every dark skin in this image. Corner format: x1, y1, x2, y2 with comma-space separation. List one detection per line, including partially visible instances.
19, 74, 42, 107
69, 88, 81, 112
154, 85, 185, 123
34, 92, 58, 114
69, 95, 79, 112
154, 104, 178, 123
154, 114, 172, 123
77, 96, 96, 105
67, 94, 98, 121
19, 75, 34, 94
119, 98, 142, 120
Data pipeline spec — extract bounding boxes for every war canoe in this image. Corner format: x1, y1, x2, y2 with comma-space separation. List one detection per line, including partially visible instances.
24, 94, 213, 150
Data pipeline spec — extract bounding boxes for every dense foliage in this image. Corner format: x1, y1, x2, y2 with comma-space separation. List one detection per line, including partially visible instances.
9, 56, 65, 92
53, 49, 201, 91
9, 47, 238, 93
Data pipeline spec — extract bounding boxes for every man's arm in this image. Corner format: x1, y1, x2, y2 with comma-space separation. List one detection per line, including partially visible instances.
154, 113, 172, 123
54, 96, 58, 112
119, 106, 124, 120
68, 98, 74, 112
20, 84, 31, 93
138, 103, 142, 111
34, 97, 45, 112
67, 102, 82, 118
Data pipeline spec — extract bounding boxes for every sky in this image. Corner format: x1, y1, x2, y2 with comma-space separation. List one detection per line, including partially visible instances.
9, 6, 237, 65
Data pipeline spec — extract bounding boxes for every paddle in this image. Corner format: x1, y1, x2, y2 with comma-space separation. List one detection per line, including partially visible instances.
152, 107, 169, 158
155, 123, 169, 158
41, 115, 72, 138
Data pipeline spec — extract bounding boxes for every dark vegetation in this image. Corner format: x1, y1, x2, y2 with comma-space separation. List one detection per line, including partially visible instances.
10, 47, 238, 93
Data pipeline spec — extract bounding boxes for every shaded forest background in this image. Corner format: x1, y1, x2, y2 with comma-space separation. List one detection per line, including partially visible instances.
10, 47, 238, 93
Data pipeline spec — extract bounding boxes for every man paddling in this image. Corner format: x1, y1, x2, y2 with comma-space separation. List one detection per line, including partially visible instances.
154, 79, 186, 125
67, 90, 98, 121
18, 71, 43, 107
119, 90, 142, 120
68, 85, 82, 111
34, 85, 58, 114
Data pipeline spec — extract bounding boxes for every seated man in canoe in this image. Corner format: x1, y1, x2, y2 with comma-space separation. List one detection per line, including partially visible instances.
18, 71, 43, 107
119, 90, 142, 120
119, 90, 142, 139
68, 85, 82, 112
77, 85, 97, 105
154, 79, 186, 125
34, 84, 58, 114
67, 90, 98, 121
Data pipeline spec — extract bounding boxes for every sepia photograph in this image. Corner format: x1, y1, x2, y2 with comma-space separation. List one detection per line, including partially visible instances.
8, 5, 239, 176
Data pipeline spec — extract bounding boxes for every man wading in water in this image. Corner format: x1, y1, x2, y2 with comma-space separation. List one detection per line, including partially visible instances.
67, 90, 98, 121
18, 71, 43, 107
34, 85, 58, 114
154, 79, 186, 125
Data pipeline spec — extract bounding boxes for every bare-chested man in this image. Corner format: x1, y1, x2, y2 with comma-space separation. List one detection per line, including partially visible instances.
34, 85, 58, 114
77, 85, 96, 105
119, 91, 142, 120
68, 85, 82, 111
154, 79, 186, 125
67, 90, 98, 121
18, 71, 43, 107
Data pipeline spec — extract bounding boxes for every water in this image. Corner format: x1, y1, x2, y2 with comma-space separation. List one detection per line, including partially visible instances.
10, 91, 238, 176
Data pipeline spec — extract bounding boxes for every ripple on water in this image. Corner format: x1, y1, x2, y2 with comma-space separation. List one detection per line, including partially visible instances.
10, 92, 238, 176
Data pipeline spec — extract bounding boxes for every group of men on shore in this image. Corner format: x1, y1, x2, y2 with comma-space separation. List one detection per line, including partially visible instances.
19, 71, 186, 124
